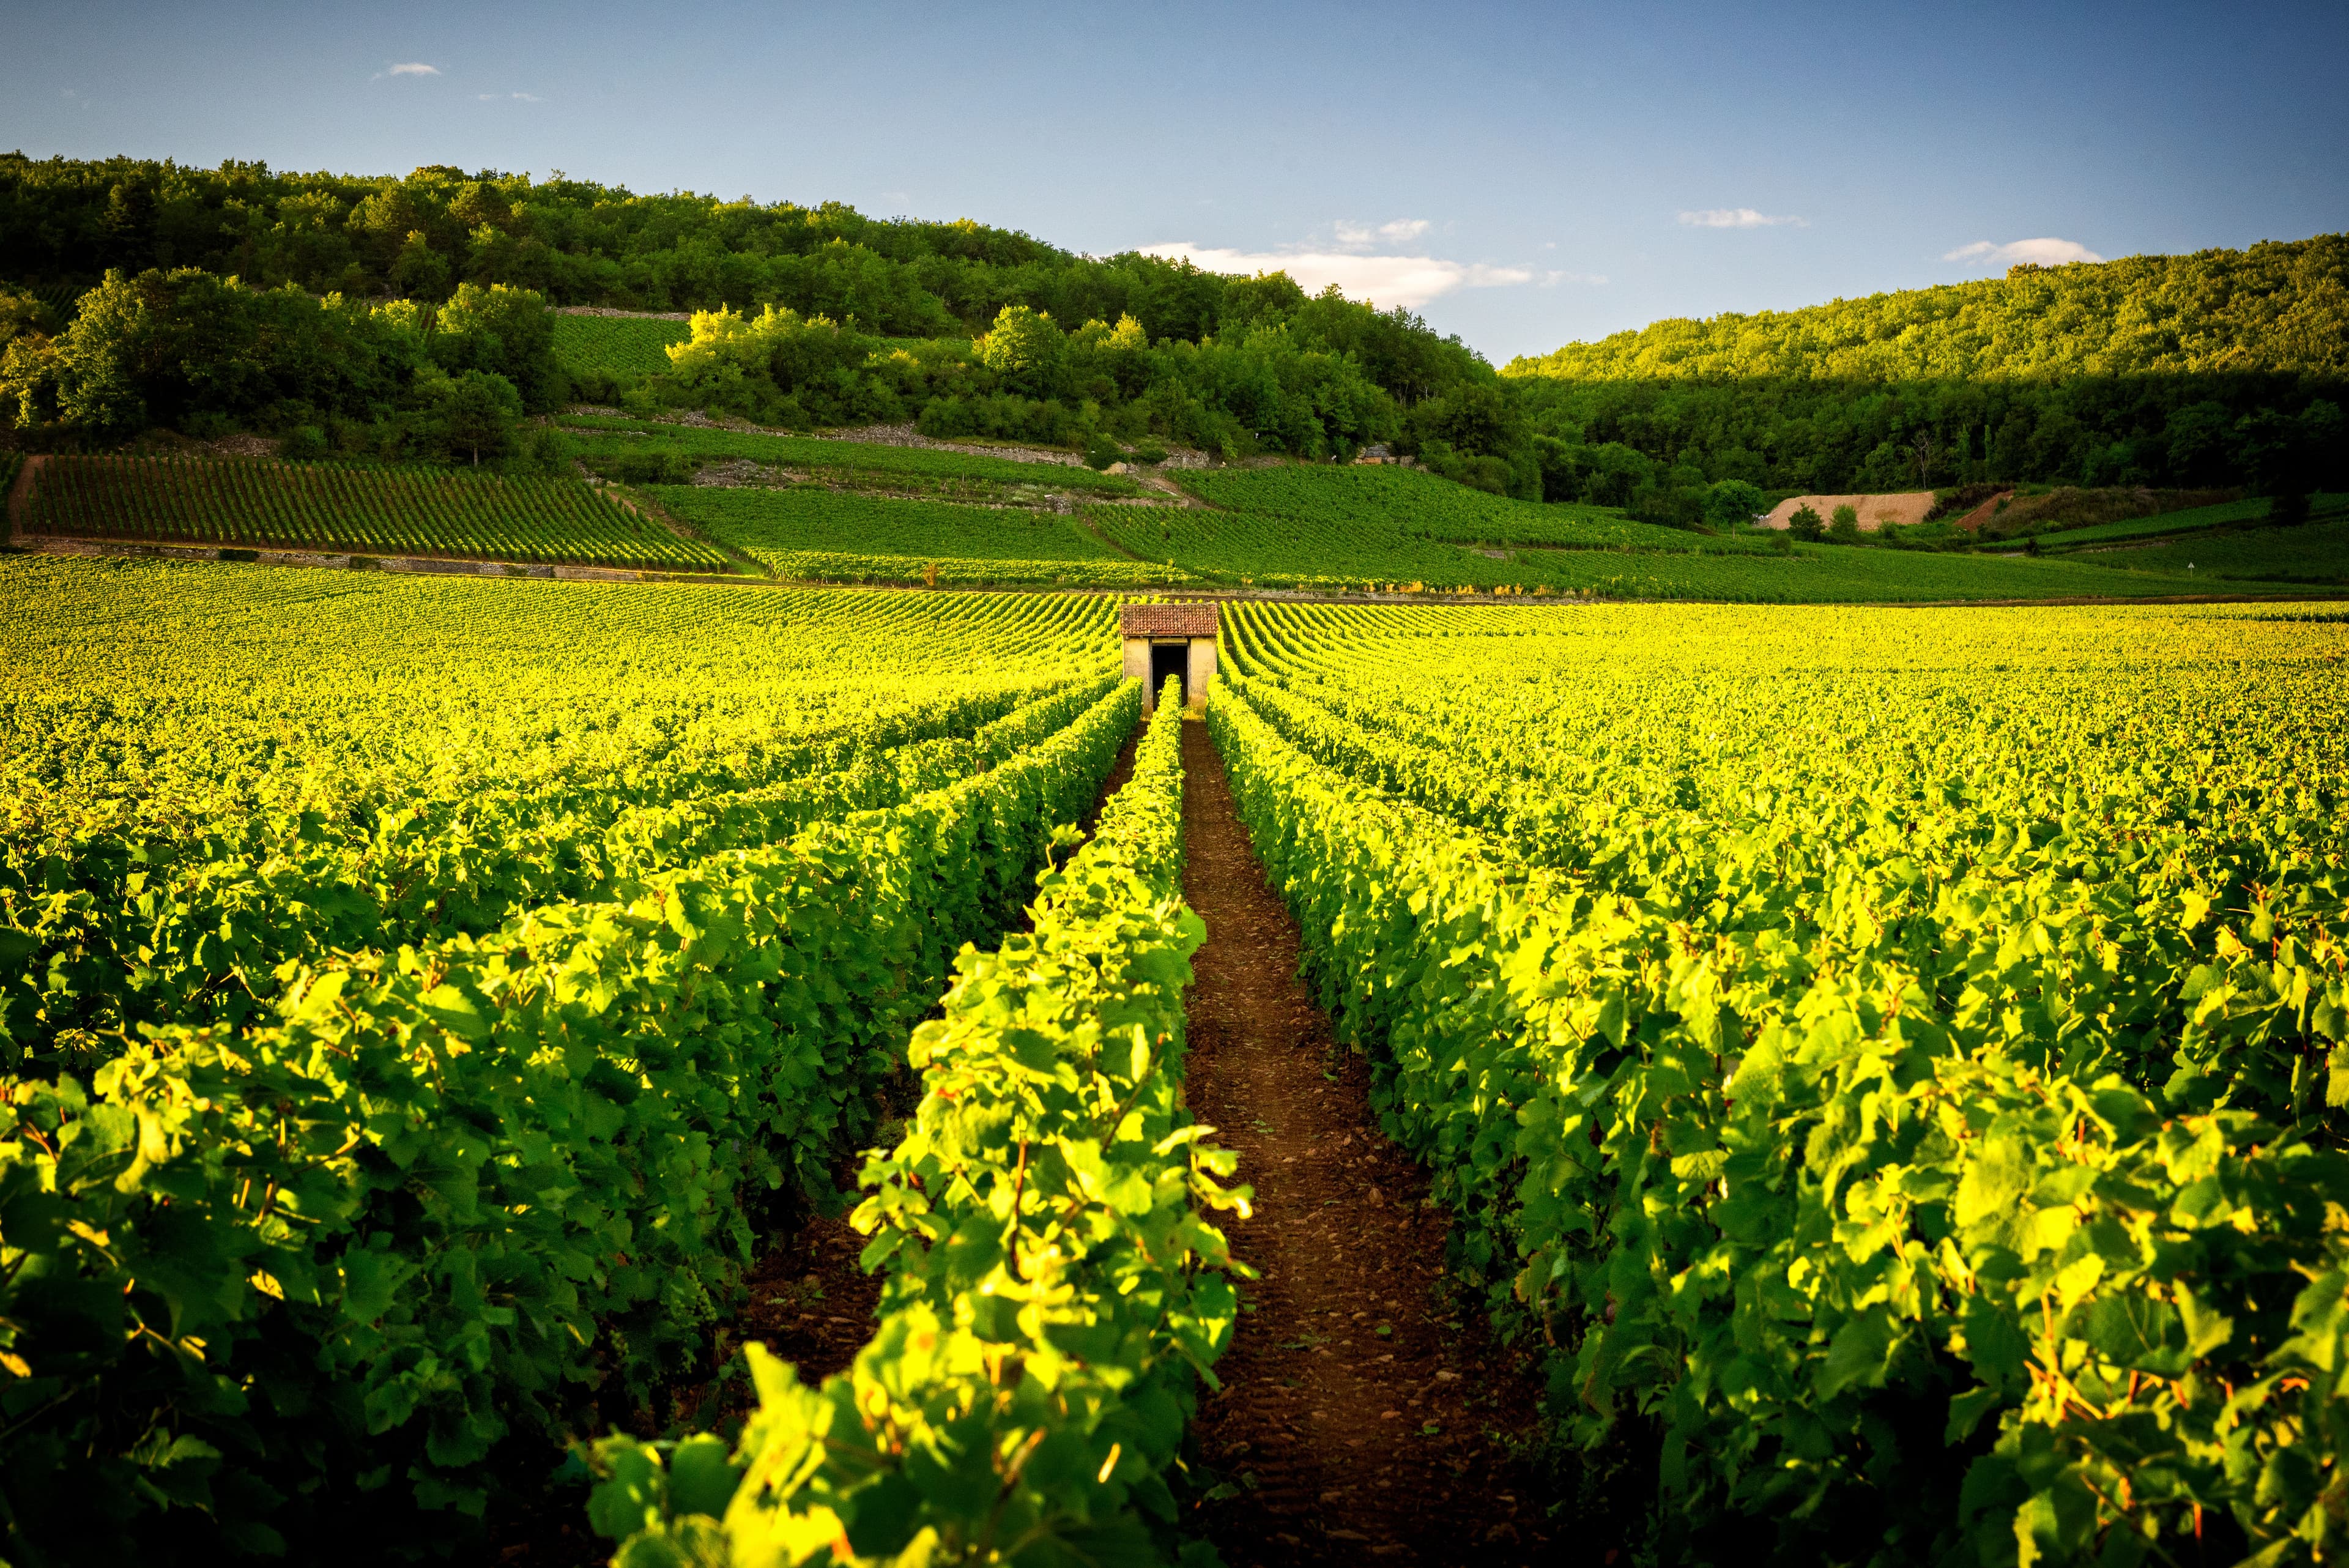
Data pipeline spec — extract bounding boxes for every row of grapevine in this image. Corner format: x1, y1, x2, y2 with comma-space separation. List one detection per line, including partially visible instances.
4, 674, 1118, 1077
1178, 463, 1720, 551
558, 413, 1146, 494
20, 454, 735, 570
588, 680, 1243, 1564
1, 571, 1114, 853
651, 482, 1196, 585
4, 577, 1118, 1071
551, 313, 693, 378
1207, 603, 2349, 1564
0, 667, 1144, 1562
1082, 495, 2303, 600
1, 564, 1140, 1559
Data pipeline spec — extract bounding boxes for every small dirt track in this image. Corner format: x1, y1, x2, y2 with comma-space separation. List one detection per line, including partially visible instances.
1178, 719, 1562, 1566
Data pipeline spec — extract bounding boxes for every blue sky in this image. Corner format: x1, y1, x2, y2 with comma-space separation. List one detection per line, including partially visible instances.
7, 0, 2345, 362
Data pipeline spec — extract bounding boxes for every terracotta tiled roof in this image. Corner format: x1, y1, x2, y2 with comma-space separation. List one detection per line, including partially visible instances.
1119, 603, 1219, 638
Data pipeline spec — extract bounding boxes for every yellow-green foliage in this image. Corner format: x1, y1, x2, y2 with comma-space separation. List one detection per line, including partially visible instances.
24, 453, 733, 569
1510, 234, 2349, 382
1211, 600, 2349, 1566
590, 683, 1242, 1566
0, 565, 1143, 1562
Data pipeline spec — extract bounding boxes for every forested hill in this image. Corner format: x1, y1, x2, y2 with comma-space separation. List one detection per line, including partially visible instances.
1507, 234, 2349, 382
1505, 234, 2347, 511
1, 153, 1537, 481
0, 152, 1443, 361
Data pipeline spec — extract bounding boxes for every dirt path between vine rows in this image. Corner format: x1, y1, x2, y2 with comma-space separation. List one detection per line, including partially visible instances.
1178, 719, 1567, 1566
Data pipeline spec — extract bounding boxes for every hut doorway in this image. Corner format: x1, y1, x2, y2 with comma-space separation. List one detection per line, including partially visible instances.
1118, 602, 1219, 715
1151, 641, 1187, 707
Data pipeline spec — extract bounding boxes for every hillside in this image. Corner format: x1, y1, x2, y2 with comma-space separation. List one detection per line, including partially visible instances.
1512, 234, 2349, 382
1508, 234, 2349, 518
10, 452, 733, 571
555, 417, 2339, 600
1, 155, 1520, 477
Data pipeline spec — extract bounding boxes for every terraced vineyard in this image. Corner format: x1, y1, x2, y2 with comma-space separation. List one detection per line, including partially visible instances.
2070, 514, 2349, 583
2035, 492, 2349, 548
16, 453, 733, 570
1179, 463, 1732, 551
550, 311, 692, 379
0, 559, 1140, 1563
653, 481, 1195, 585
1088, 482, 2313, 599
560, 413, 1143, 495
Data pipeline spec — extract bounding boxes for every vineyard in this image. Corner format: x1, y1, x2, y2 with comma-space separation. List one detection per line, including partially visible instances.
14, 453, 735, 570
7, 552, 2349, 1567
2066, 515, 2349, 583
551, 313, 693, 380
591, 679, 1235, 1562
0, 558, 1157, 1562
559, 413, 1145, 496
1085, 482, 2328, 599
1177, 463, 1737, 552
1204, 598, 2349, 1564
653, 481, 1198, 585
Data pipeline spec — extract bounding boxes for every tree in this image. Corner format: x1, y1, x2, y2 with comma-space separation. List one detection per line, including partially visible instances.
975, 305, 1064, 399
0, 289, 44, 346
1786, 504, 1825, 541
418, 368, 522, 464
432, 282, 562, 410
1909, 425, 1940, 484
1703, 479, 1768, 531
1829, 503, 1862, 542
388, 230, 451, 300
1412, 381, 1523, 463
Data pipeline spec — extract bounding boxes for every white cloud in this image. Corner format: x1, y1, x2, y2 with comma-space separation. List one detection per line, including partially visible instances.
477, 91, 543, 100
382, 61, 439, 76
1333, 217, 1432, 250
1943, 237, 2104, 267
1679, 207, 1806, 229
1136, 242, 1592, 308
1464, 263, 1534, 286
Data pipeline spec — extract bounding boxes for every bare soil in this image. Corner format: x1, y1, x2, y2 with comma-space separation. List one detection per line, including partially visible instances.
1176, 719, 1568, 1566
1762, 491, 1937, 531
1950, 489, 2014, 532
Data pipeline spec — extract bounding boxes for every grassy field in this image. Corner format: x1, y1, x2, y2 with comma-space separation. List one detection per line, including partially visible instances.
16, 453, 734, 571
650, 483, 1193, 585
549, 313, 692, 380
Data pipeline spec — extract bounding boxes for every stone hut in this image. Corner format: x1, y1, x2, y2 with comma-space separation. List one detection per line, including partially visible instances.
1119, 603, 1218, 715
